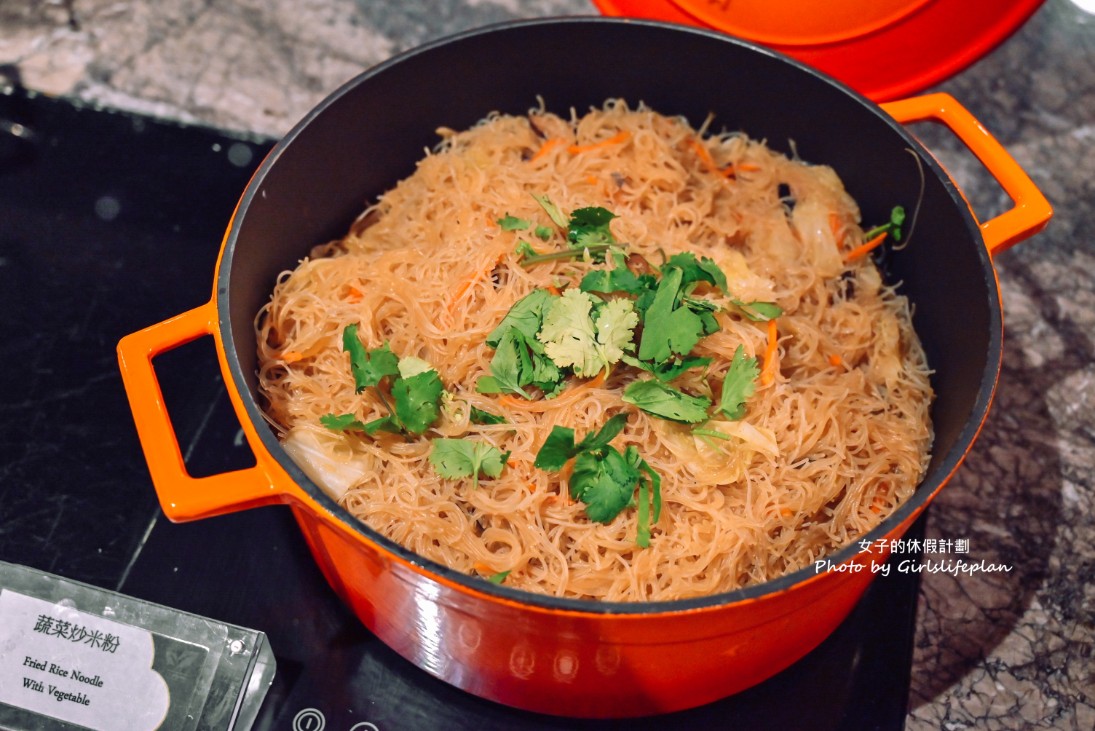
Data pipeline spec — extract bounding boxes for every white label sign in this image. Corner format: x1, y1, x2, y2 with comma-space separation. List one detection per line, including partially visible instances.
0, 588, 171, 731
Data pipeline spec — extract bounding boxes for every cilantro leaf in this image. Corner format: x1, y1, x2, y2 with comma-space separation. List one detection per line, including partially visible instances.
579, 268, 620, 294
486, 288, 556, 347
534, 225, 553, 241
487, 327, 564, 399
579, 248, 643, 295
665, 252, 728, 293
594, 297, 640, 366
570, 447, 637, 523
890, 206, 907, 241
697, 258, 729, 293
516, 245, 615, 267
622, 379, 712, 423
470, 406, 506, 425
320, 413, 369, 432
636, 267, 705, 364
489, 328, 535, 398
527, 198, 619, 260
567, 207, 617, 249
575, 412, 629, 452
363, 415, 403, 436
498, 214, 531, 231
537, 290, 639, 378
429, 438, 508, 488
729, 298, 782, 322
391, 369, 443, 435
533, 414, 660, 545
534, 425, 577, 471
329, 328, 444, 437
528, 344, 564, 394
488, 570, 511, 584
627, 446, 661, 548
539, 289, 602, 376
864, 205, 907, 242
534, 413, 629, 471
621, 354, 712, 382
514, 240, 539, 258
716, 345, 759, 420
683, 296, 722, 336
476, 376, 502, 394
343, 325, 399, 392
533, 194, 568, 229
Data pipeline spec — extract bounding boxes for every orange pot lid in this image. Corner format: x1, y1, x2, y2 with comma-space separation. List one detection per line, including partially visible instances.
591, 0, 1045, 101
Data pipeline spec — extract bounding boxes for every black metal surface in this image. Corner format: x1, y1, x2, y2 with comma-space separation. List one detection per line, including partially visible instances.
0, 84, 923, 730
0, 82, 270, 587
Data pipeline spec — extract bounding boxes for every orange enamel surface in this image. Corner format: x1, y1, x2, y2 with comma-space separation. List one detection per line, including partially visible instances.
272, 482, 930, 716
115, 303, 283, 522
881, 93, 1052, 256
673, 0, 933, 47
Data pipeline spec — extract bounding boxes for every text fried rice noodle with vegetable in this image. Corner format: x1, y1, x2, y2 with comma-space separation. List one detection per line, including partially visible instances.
255, 100, 933, 602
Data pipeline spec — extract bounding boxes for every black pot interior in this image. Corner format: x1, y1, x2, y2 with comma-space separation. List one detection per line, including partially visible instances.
218, 18, 999, 610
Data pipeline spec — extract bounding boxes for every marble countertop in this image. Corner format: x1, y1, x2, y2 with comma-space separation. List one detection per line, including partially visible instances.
3, 1, 1092, 728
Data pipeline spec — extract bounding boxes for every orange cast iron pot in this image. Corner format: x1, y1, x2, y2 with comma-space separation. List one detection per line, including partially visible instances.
116, 19, 1051, 718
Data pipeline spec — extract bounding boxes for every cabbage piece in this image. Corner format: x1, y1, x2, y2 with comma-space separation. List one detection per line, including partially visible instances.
790, 197, 843, 279
716, 249, 776, 303
281, 427, 364, 501
655, 419, 780, 485
868, 311, 904, 391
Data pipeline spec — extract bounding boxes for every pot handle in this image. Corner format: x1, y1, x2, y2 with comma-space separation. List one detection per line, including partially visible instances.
117, 302, 283, 522
881, 93, 1052, 256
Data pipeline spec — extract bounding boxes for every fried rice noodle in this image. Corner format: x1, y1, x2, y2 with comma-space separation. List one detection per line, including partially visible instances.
256, 100, 933, 602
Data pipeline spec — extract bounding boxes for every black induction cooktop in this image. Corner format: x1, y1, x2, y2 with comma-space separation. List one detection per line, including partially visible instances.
0, 79, 923, 731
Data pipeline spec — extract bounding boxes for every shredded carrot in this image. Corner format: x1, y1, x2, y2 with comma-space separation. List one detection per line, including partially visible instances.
559, 460, 574, 506
449, 278, 476, 310
843, 231, 888, 263
344, 285, 364, 303
829, 212, 843, 246
448, 254, 503, 311
538, 468, 572, 507
688, 138, 735, 179
280, 351, 305, 364
529, 137, 564, 163
870, 484, 889, 514
498, 368, 608, 411
568, 130, 630, 154
581, 368, 609, 390
545, 284, 562, 297
828, 353, 843, 367
736, 162, 761, 173
780, 508, 794, 518
759, 319, 779, 386
472, 561, 496, 575
526, 481, 537, 492
689, 138, 719, 171
499, 394, 532, 410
